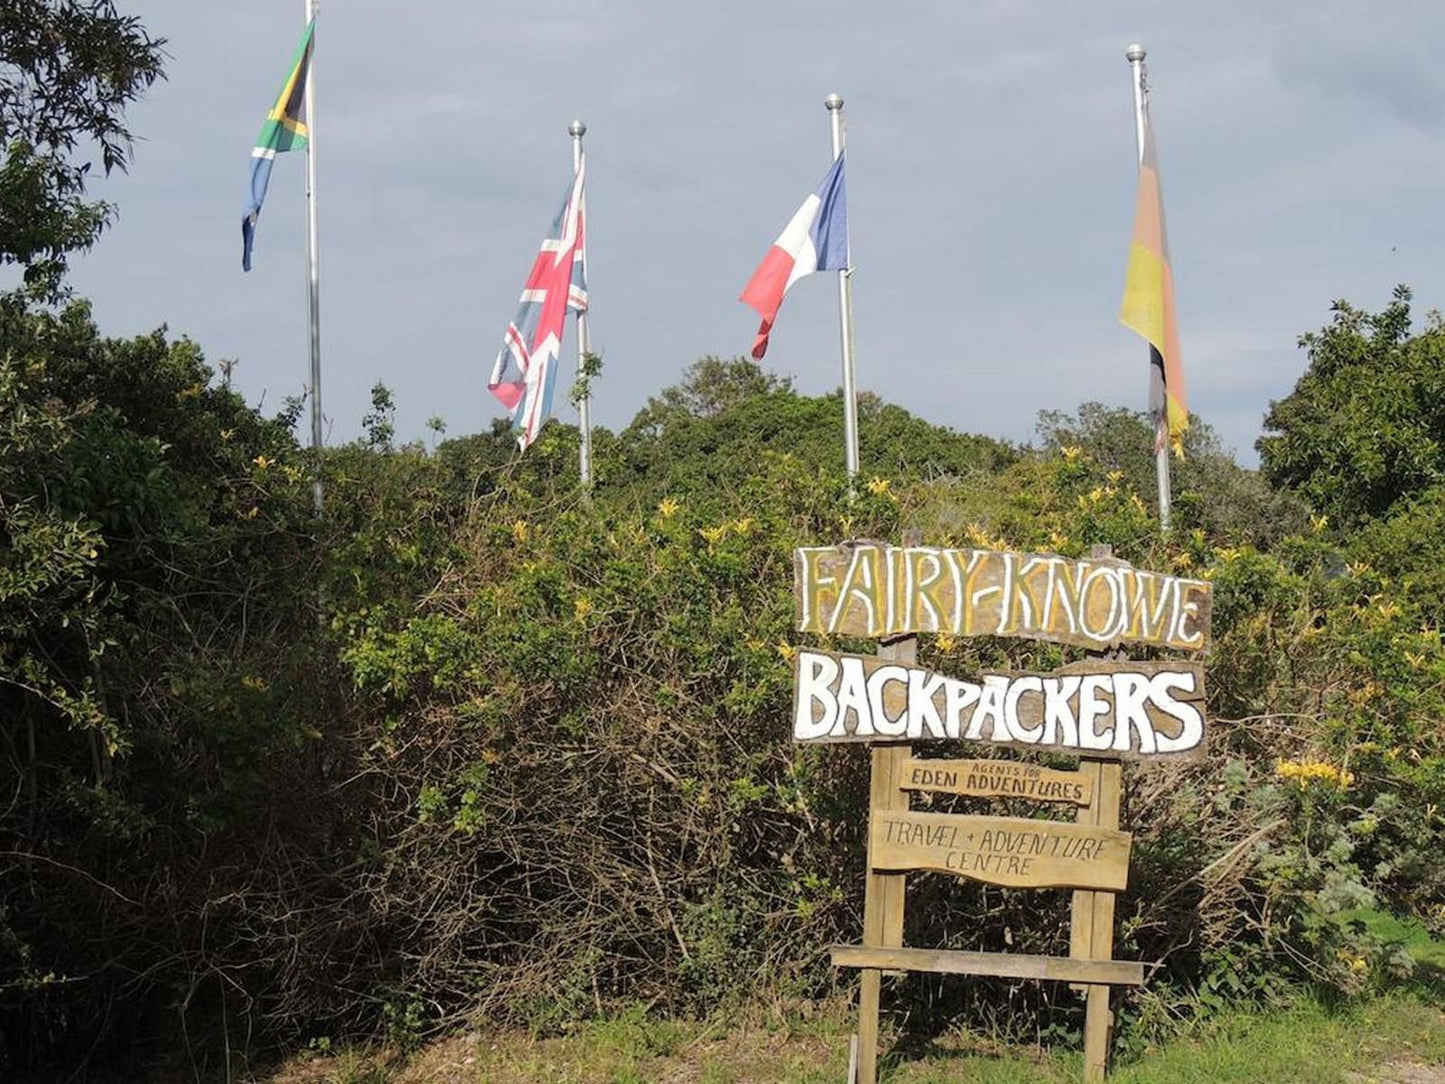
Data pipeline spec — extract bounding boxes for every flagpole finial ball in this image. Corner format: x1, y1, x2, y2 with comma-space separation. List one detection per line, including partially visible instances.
824, 93, 844, 112
568, 119, 587, 137
1125, 43, 1147, 63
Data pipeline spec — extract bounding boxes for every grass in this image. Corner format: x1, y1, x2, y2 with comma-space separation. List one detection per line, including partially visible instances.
268, 992, 1445, 1084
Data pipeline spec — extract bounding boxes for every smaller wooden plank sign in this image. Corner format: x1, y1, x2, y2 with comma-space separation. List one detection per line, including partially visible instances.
795, 543, 1211, 651
793, 649, 1206, 759
870, 809, 1131, 891
900, 757, 1093, 806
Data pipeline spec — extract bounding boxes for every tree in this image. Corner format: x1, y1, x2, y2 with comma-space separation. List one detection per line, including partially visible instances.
0, 302, 314, 1070
1039, 402, 1306, 545
1259, 287, 1445, 527
0, 0, 165, 299
618, 356, 1014, 496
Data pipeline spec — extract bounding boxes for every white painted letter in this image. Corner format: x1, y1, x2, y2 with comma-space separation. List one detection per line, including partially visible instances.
793, 651, 841, 739
1078, 674, 1114, 750
1004, 676, 1044, 743
943, 678, 980, 739
1151, 670, 1204, 753
835, 655, 873, 737
967, 675, 1011, 742
867, 664, 910, 737
907, 667, 948, 739
1110, 671, 1157, 754
1040, 676, 1082, 748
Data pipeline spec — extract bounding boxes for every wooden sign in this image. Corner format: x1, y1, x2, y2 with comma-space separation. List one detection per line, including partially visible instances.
900, 756, 1093, 805
795, 543, 1211, 651
793, 649, 1206, 759
870, 809, 1131, 891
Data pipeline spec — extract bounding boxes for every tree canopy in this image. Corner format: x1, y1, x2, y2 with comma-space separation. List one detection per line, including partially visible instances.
0, 0, 164, 298
1259, 286, 1445, 527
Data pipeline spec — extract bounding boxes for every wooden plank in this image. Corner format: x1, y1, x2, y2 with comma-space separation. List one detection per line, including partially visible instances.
793, 650, 1207, 759
870, 809, 1131, 891
1081, 760, 1123, 1083
1069, 760, 1105, 981
830, 945, 1144, 986
794, 542, 1211, 651
854, 634, 914, 1084
899, 757, 1094, 805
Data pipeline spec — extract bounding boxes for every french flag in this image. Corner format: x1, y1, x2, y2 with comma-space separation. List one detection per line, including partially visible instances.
740, 153, 849, 359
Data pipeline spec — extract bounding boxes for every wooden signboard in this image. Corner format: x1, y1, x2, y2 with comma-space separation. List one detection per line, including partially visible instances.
899, 756, 1093, 805
870, 809, 1131, 890
793, 541, 1209, 1084
795, 543, 1211, 651
793, 649, 1207, 758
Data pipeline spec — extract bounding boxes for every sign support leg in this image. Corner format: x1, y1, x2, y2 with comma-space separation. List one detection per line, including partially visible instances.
854, 634, 914, 1084
1071, 757, 1122, 1082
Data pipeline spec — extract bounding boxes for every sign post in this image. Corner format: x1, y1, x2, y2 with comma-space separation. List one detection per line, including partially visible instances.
790, 539, 1210, 1083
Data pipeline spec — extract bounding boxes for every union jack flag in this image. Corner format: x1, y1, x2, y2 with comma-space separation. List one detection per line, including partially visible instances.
488, 156, 588, 450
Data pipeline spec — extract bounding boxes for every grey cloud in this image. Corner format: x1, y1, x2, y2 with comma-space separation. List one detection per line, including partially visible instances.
57, 0, 1445, 469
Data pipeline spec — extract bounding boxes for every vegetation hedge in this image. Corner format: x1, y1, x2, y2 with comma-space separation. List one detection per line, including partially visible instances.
2, 311, 1443, 1076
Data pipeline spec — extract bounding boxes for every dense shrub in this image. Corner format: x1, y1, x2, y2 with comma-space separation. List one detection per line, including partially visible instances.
3, 315, 1443, 1077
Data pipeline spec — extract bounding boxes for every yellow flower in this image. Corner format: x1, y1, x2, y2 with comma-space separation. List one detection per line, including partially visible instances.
1376, 601, 1400, 620
240, 674, 268, 691
177, 381, 205, 401
839, 514, 854, 536
1172, 552, 1194, 570
1130, 493, 1148, 515
936, 633, 957, 652
1275, 758, 1354, 790
1311, 514, 1330, 533
1106, 470, 1125, 483
776, 642, 798, 663
252, 454, 272, 470
1047, 530, 1069, 550
866, 476, 891, 496
698, 525, 728, 548
482, 749, 501, 765
512, 520, 529, 544
732, 517, 756, 536
1060, 445, 1082, 462
964, 524, 1006, 550
1348, 561, 1371, 578
657, 497, 680, 520
220, 428, 235, 442
1215, 547, 1241, 564
573, 596, 594, 621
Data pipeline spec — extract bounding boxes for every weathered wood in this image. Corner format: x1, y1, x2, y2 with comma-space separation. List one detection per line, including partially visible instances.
855, 634, 914, 1084
1070, 756, 1123, 1082
830, 945, 1144, 986
870, 809, 1131, 891
795, 542, 1211, 651
794, 650, 1207, 759
899, 756, 1093, 805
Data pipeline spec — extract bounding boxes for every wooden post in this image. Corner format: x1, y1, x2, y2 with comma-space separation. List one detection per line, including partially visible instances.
1071, 759, 1122, 1082
854, 631, 915, 1084
1072, 543, 1123, 1083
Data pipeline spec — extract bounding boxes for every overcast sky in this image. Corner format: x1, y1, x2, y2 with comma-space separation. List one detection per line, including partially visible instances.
61, 1, 1445, 464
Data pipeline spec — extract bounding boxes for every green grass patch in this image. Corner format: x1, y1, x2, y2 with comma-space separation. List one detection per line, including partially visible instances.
267, 993, 1445, 1083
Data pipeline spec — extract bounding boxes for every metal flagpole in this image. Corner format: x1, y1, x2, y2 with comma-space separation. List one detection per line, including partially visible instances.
824, 93, 860, 482
569, 118, 593, 490
1127, 43, 1171, 533
304, 0, 324, 515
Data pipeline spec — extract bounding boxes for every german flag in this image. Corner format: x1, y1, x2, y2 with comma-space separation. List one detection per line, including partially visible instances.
1119, 104, 1187, 455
